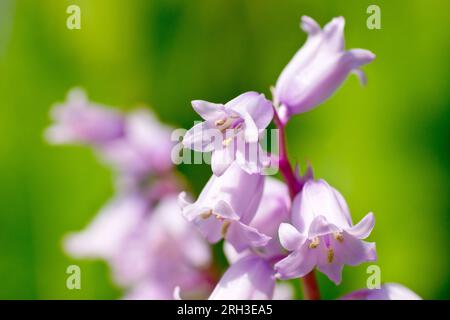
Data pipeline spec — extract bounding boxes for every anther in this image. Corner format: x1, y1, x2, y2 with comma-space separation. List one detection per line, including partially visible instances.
222, 137, 233, 146
215, 118, 226, 126
309, 237, 320, 249
215, 117, 233, 131
221, 220, 231, 237
333, 232, 344, 243
327, 248, 334, 263
200, 210, 212, 219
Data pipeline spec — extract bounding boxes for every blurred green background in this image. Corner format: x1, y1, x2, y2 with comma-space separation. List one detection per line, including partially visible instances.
0, 0, 449, 299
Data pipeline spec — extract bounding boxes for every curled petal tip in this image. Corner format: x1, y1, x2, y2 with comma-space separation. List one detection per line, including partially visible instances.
350, 49, 376, 63
178, 191, 191, 209
300, 16, 321, 35
190, 100, 201, 110
324, 16, 345, 35
336, 16, 345, 24
347, 211, 375, 239
362, 50, 376, 62
352, 69, 368, 86
367, 242, 378, 261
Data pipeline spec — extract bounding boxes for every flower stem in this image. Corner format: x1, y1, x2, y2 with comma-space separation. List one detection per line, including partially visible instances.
273, 108, 321, 300
301, 272, 321, 300
273, 114, 300, 198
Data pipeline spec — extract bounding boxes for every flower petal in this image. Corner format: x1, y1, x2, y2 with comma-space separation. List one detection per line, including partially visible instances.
300, 16, 321, 35
235, 141, 267, 175
193, 216, 223, 243
317, 262, 344, 285
340, 49, 376, 70
278, 223, 305, 251
211, 146, 235, 176
64, 194, 147, 260
335, 233, 377, 266
191, 100, 225, 121
250, 177, 291, 237
227, 92, 273, 130
340, 283, 422, 300
322, 16, 345, 53
213, 200, 240, 220
182, 121, 218, 152
274, 243, 317, 280
223, 241, 248, 265
293, 179, 352, 232
308, 215, 340, 238
351, 69, 367, 85
209, 255, 275, 300
243, 111, 259, 143
226, 221, 271, 252
177, 191, 192, 209
346, 212, 375, 239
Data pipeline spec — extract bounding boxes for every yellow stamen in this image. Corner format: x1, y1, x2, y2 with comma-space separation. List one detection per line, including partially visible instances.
222, 137, 233, 146
216, 117, 234, 131
333, 232, 344, 243
215, 118, 226, 126
221, 220, 231, 237
200, 210, 212, 219
327, 248, 334, 263
309, 237, 320, 249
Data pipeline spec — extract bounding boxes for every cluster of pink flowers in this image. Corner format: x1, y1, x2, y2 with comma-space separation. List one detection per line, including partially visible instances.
46, 89, 214, 299
47, 16, 421, 300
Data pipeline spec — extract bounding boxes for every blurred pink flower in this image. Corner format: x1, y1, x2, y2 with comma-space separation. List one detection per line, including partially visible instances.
65, 195, 212, 299
46, 88, 125, 145
100, 109, 174, 178
64, 193, 148, 260
208, 255, 275, 300
341, 283, 422, 300
112, 196, 211, 288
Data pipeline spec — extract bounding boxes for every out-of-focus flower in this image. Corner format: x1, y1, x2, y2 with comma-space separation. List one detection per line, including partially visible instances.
64, 193, 148, 260
275, 179, 376, 284
125, 279, 179, 300
65, 195, 213, 299
273, 283, 294, 300
179, 163, 269, 252
50, 89, 213, 300
46, 88, 125, 145
340, 283, 422, 300
208, 255, 275, 300
111, 196, 211, 290
100, 109, 174, 178
183, 92, 273, 176
46, 89, 174, 187
274, 16, 375, 123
